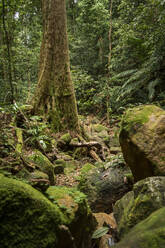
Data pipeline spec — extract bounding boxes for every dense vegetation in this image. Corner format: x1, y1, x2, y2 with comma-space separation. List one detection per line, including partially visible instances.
1, 0, 165, 115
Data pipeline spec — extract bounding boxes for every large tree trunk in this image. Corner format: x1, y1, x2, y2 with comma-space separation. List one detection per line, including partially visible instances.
33, 0, 79, 132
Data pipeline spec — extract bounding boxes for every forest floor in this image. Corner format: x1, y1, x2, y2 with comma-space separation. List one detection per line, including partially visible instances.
0, 107, 122, 194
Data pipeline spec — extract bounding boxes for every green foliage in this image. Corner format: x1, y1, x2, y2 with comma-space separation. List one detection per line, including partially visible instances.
109, 0, 165, 111
1, 0, 165, 114
72, 68, 105, 114
0, 0, 41, 104
92, 226, 109, 239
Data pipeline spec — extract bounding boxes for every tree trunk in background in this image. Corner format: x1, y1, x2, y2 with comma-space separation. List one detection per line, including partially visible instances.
33, 0, 79, 132
106, 0, 113, 124
2, 0, 14, 103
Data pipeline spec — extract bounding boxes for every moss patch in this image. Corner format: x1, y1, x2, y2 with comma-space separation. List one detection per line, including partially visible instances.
46, 186, 96, 248
121, 105, 164, 133
115, 207, 165, 248
0, 174, 65, 248
114, 177, 165, 238
93, 124, 108, 133
28, 150, 55, 185
60, 133, 72, 144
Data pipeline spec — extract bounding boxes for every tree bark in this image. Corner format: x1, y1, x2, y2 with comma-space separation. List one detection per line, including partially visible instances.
2, 0, 14, 103
33, 0, 79, 132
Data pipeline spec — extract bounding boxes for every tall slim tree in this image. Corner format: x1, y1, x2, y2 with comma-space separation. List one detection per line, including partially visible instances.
33, 0, 79, 132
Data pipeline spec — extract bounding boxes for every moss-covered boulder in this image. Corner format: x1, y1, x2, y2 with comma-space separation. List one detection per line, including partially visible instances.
78, 161, 132, 213
28, 150, 55, 185
93, 124, 108, 133
57, 133, 72, 149
46, 186, 96, 248
114, 207, 165, 248
114, 176, 165, 238
0, 174, 70, 248
54, 159, 66, 174
120, 105, 165, 181
30, 170, 50, 191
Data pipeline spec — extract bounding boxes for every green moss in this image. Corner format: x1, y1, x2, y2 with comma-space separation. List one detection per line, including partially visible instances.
103, 136, 110, 145
55, 159, 66, 165
70, 137, 79, 143
15, 128, 23, 153
64, 160, 78, 174
80, 163, 95, 174
124, 173, 134, 184
114, 177, 165, 238
31, 170, 49, 180
93, 124, 108, 133
45, 186, 95, 248
28, 150, 55, 185
121, 105, 164, 132
0, 174, 65, 248
73, 147, 88, 159
115, 207, 165, 248
60, 133, 72, 144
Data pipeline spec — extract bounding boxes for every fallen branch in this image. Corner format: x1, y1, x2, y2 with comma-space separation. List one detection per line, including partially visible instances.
89, 149, 102, 162
70, 141, 102, 149
70, 141, 104, 162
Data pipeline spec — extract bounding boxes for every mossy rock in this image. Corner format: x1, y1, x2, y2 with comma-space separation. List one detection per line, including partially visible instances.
0, 174, 69, 248
46, 186, 96, 248
76, 163, 95, 182
54, 159, 66, 174
31, 170, 49, 180
55, 159, 66, 165
60, 133, 72, 144
120, 105, 165, 181
57, 153, 74, 161
93, 124, 108, 133
28, 150, 55, 185
80, 163, 95, 174
78, 162, 132, 213
103, 136, 111, 146
73, 147, 88, 159
115, 207, 165, 248
114, 176, 165, 238
64, 160, 79, 175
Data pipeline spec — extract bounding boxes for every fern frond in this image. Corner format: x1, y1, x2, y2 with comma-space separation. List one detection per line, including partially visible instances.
111, 69, 137, 82
148, 78, 161, 101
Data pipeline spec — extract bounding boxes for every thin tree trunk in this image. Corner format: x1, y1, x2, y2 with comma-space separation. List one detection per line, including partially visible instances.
33, 0, 79, 133
2, 0, 14, 103
108, 0, 113, 73
106, 0, 113, 124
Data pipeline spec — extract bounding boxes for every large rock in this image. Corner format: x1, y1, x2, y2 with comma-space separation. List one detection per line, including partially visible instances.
114, 176, 165, 238
0, 174, 96, 248
78, 161, 132, 213
120, 105, 165, 182
27, 150, 55, 185
114, 207, 165, 248
0, 174, 67, 248
46, 186, 96, 248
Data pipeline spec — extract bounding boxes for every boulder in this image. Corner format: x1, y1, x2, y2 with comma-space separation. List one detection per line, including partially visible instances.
46, 186, 96, 248
30, 170, 50, 191
54, 159, 66, 174
0, 174, 69, 248
0, 174, 96, 248
57, 133, 72, 149
114, 176, 165, 238
27, 150, 55, 185
78, 161, 132, 213
114, 207, 165, 248
120, 105, 165, 182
